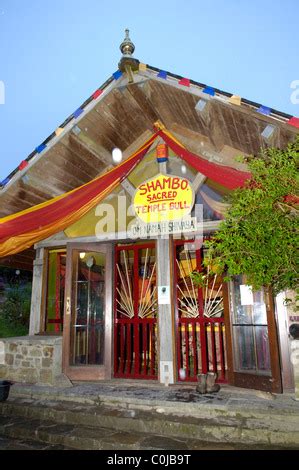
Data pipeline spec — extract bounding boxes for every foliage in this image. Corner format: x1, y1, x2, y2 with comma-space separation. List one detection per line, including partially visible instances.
190, 271, 207, 288
0, 316, 28, 338
0, 283, 32, 329
203, 136, 299, 297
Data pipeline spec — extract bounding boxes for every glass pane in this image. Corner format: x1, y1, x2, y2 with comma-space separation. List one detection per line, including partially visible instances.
255, 326, 271, 372
252, 291, 267, 325
231, 276, 253, 324
71, 251, 105, 366
233, 325, 256, 371
45, 250, 66, 333
230, 276, 271, 375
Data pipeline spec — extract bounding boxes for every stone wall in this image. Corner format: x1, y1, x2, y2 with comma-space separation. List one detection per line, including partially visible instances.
0, 336, 70, 386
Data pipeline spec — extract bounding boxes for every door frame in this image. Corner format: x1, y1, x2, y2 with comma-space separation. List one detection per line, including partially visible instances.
62, 242, 113, 381
224, 282, 282, 393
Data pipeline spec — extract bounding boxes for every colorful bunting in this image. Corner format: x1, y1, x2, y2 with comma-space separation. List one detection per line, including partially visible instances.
139, 63, 147, 72
178, 78, 190, 87
113, 70, 123, 80
73, 108, 84, 119
18, 161, 28, 171
257, 105, 271, 115
55, 128, 64, 137
92, 89, 103, 99
157, 70, 167, 79
228, 95, 241, 106
288, 117, 299, 128
202, 87, 215, 96
0, 177, 10, 187
35, 143, 47, 154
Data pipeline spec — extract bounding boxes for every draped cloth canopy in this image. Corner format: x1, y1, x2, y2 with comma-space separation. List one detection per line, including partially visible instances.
0, 128, 251, 257
157, 129, 251, 190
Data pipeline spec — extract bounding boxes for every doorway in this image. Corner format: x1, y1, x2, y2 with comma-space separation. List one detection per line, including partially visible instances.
62, 243, 112, 381
224, 276, 282, 393
174, 240, 228, 383
114, 243, 158, 379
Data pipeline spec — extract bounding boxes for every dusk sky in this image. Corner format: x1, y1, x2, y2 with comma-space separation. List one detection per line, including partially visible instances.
0, 0, 298, 180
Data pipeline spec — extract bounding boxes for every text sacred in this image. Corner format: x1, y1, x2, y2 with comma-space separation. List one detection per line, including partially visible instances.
133, 174, 194, 223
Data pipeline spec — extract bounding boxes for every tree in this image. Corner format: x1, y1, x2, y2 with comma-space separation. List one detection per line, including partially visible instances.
202, 136, 299, 298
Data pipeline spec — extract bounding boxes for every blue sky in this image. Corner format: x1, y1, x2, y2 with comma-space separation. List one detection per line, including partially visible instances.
0, 0, 298, 180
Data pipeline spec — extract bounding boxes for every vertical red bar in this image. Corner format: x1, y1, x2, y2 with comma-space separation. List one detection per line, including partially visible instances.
218, 322, 226, 381
114, 249, 119, 376
127, 322, 131, 375
177, 322, 183, 378
55, 254, 61, 333
210, 322, 217, 373
120, 323, 125, 375
133, 247, 140, 376
192, 321, 197, 378
185, 321, 190, 379
143, 323, 147, 376
150, 323, 154, 376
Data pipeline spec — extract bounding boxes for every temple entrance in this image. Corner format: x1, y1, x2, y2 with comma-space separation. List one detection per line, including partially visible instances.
63, 243, 113, 380
174, 239, 228, 383
114, 243, 158, 379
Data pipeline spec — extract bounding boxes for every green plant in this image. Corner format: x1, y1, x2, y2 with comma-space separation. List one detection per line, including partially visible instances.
0, 283, 32, 327
203, 136, 299, 297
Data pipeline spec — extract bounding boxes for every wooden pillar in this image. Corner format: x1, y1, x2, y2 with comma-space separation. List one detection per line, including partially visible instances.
29, 248, 45, 335
156, 155, 176, 385
157, 237, 176, 384
275, 292, 295, 392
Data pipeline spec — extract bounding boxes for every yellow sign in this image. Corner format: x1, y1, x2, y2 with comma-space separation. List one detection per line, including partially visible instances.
133, 174, 194, 223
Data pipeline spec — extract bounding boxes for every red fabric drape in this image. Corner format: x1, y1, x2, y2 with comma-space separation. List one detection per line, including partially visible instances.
158, 130, 251, 189
0, 135, 157, 245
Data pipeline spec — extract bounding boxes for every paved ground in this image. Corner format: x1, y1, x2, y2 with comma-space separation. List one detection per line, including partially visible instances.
10, 380, 299, 413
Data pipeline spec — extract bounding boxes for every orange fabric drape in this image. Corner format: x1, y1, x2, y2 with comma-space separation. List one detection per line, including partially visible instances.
0, 133, 157, 257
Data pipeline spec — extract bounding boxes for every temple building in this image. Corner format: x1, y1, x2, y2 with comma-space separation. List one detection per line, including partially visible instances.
0, 31, 298, 394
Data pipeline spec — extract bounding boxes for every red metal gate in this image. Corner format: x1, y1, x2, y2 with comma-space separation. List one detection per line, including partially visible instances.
114, 243, 158, 379
174, 240, 227, 382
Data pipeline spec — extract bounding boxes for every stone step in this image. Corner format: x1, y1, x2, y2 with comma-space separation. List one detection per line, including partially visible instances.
1, 396, 299, 448
0, 413, 243, 451
0, 413, 295, 451
0, 434, 71, 450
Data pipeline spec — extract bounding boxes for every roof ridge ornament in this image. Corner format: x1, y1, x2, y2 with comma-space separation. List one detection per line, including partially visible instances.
120, 29, 135, 57
118, 29, 139, 83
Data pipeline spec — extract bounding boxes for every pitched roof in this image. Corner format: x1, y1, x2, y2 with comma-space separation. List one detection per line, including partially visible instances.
0, 58, 298, 268
1, 62, 298, 195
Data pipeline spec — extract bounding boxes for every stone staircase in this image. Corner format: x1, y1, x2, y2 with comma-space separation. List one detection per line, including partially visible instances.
0, 388, 299, 450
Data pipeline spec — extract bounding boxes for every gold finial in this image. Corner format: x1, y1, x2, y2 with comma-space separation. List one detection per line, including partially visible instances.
118, 29, 139, 82
120, 29, 135, 57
